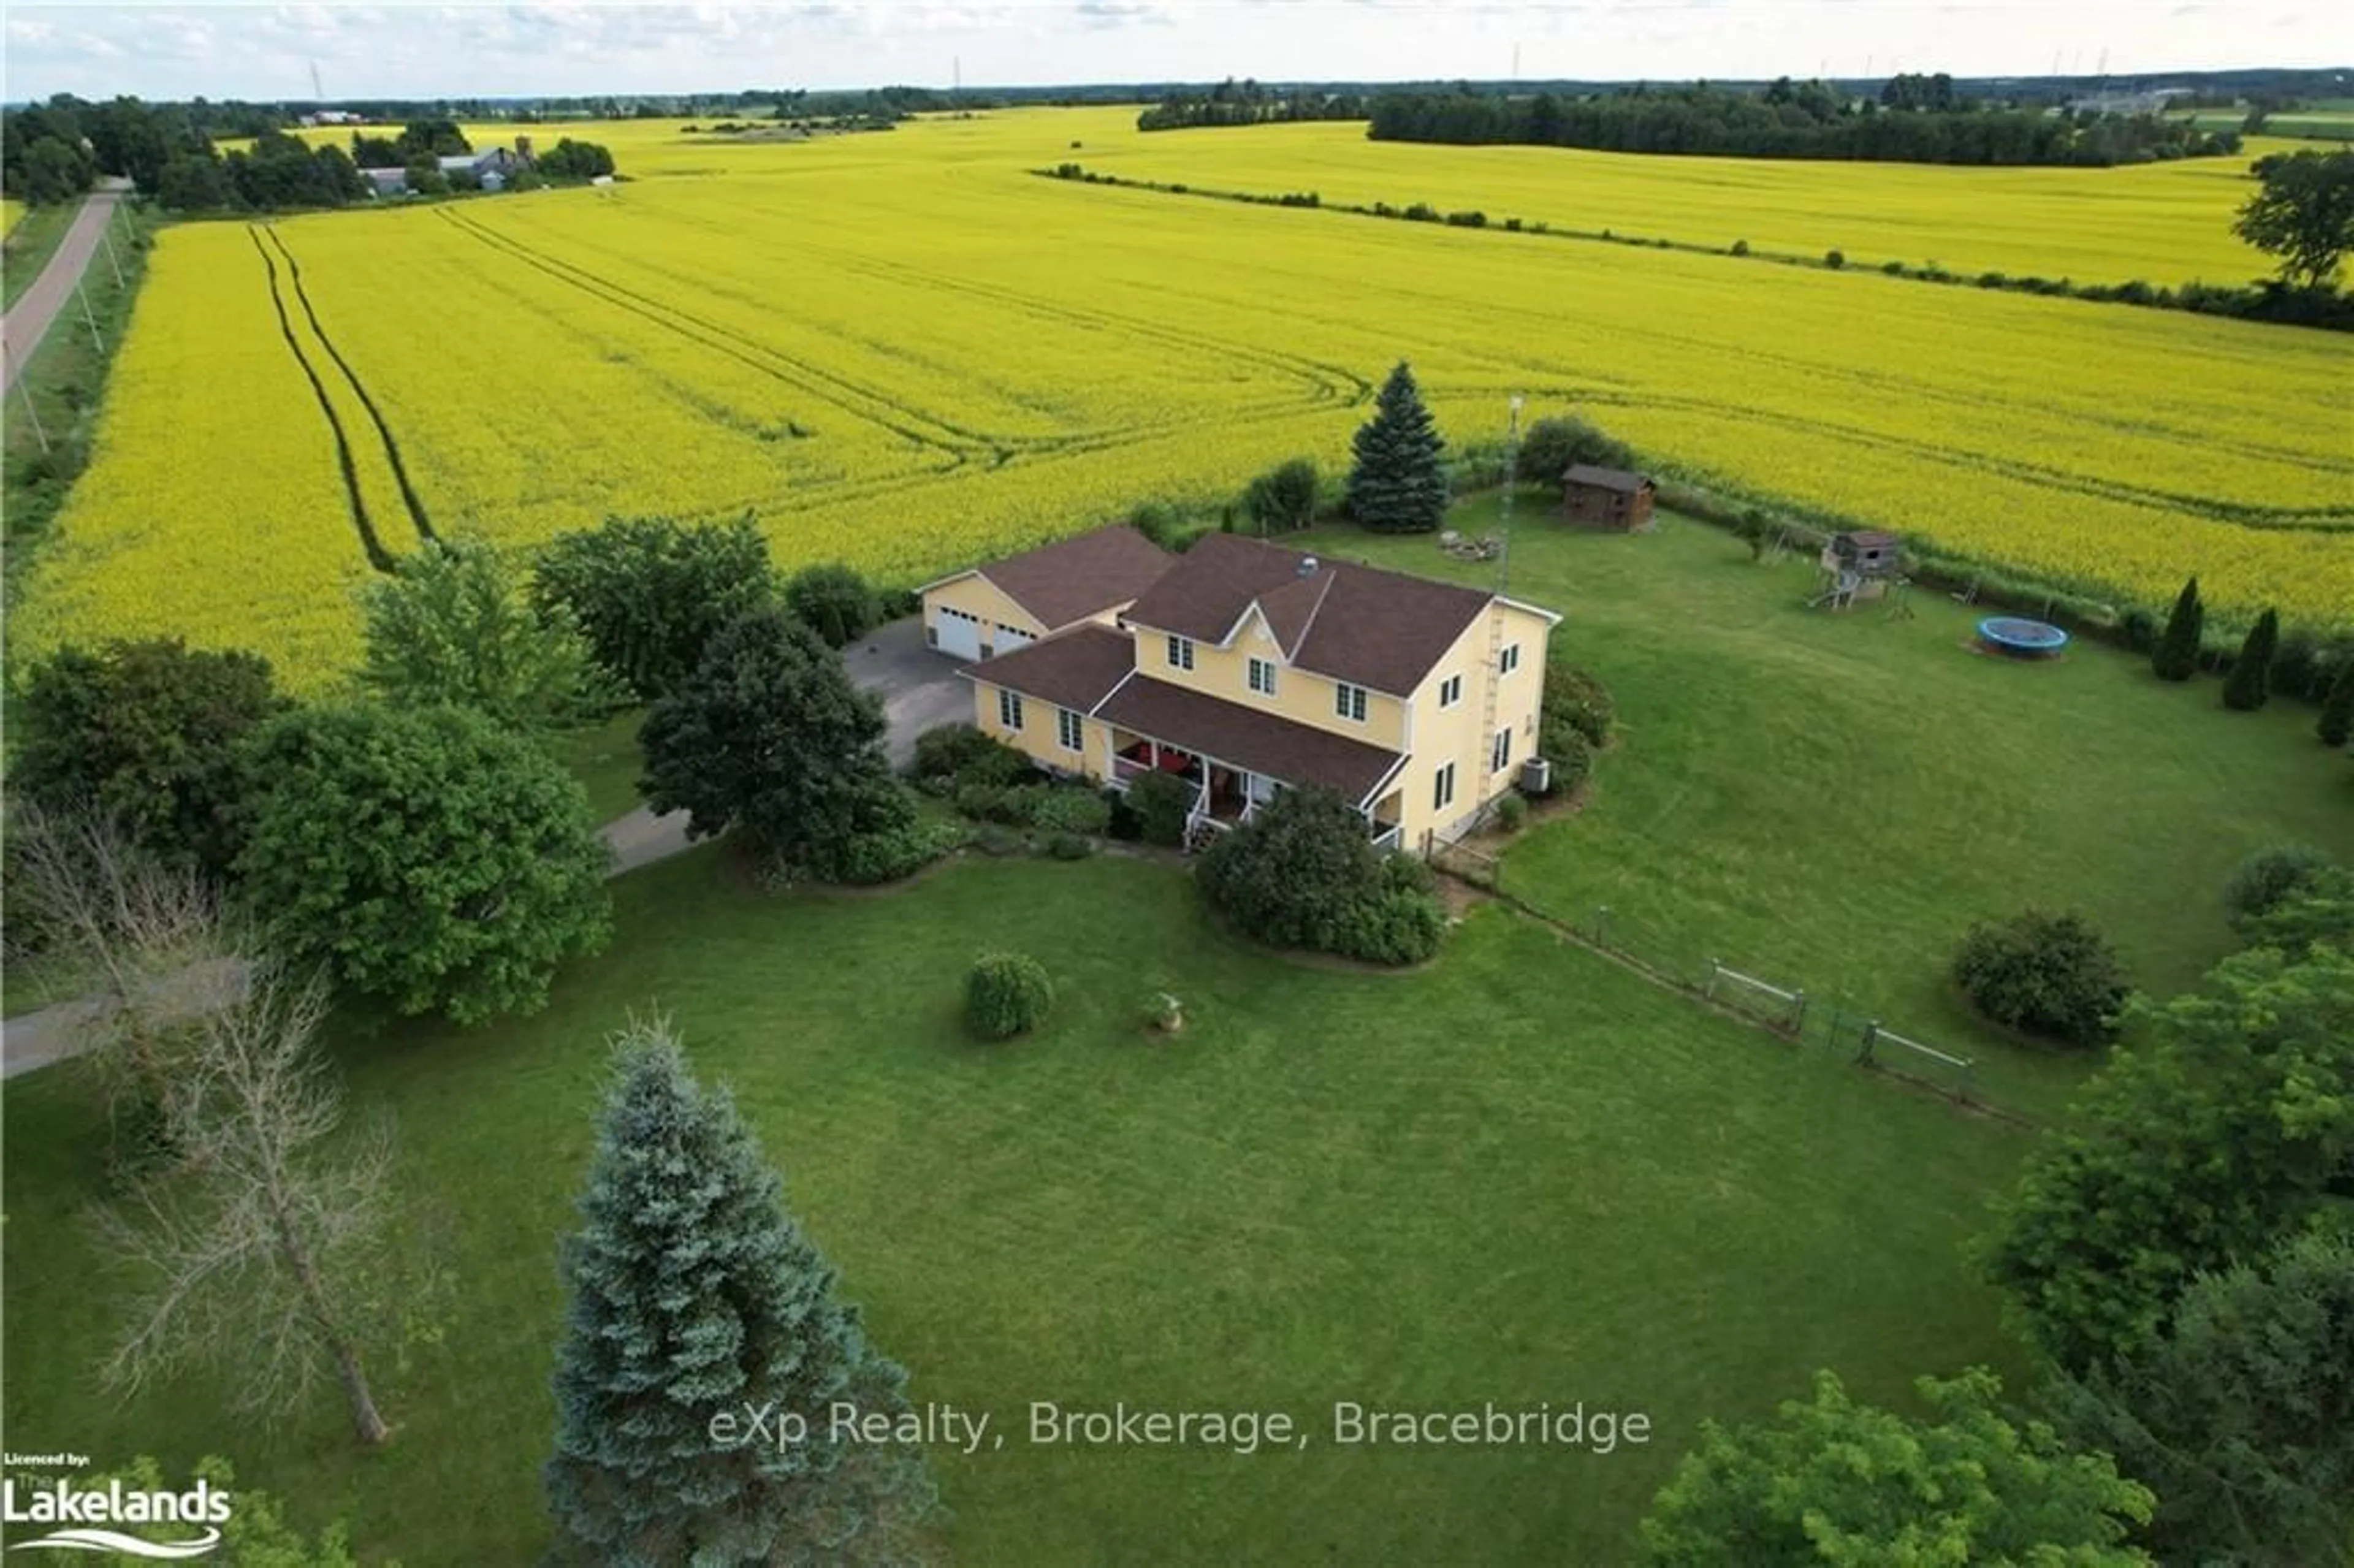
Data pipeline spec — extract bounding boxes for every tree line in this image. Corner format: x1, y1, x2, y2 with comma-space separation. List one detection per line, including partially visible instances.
1366, 80, 2241, 167
1137, 77, 1369, 132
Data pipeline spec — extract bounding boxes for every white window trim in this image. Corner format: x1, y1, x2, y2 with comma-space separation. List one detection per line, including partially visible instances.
1248, 657, 1278, 696
999, 690, 1024, 731
1434, 761, 1456, 810
1491, 728, 1512, 773
1335, 682, 1368, 723
1167, 635, 1195, 671
1057, 708, 1083, 751
1438, 674, 1462, 709
1499, 644, 1522, 676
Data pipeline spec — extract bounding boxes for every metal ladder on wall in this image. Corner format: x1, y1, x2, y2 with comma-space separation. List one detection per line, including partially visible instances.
1475, 601, 1507, 802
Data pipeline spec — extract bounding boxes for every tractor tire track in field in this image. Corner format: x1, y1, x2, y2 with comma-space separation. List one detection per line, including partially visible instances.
263, 227, 439, 547
617, 199, 1375, 433
247, 226, 395, 573
434, 208, 981, 464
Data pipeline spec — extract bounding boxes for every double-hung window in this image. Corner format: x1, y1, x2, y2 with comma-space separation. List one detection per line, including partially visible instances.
1438, 674, 1463, 708
1057, 709, 1084, 751
1491, 728, 1512, 774
999, 690, 1024, 731
1167, 636, 1195, 671
1247, 657, 1278, 696
1434, 762, 1457, 811
1334, 683, 1368, 723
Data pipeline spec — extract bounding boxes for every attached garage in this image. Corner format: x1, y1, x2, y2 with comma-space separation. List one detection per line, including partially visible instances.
994, 624, 1035, 653
932, 606, 985, 661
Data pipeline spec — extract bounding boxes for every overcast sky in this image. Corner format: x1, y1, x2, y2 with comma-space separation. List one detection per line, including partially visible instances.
4, 2, 2346, 104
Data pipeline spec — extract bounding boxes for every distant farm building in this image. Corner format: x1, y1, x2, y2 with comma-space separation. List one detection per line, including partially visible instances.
1561, 465, 1656, 531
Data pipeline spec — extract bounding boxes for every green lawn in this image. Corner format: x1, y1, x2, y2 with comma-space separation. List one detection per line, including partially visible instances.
1325, 500, 2354, 1121
0, 195, 83, 311
549, 707, 646, 823
1, 850, 2027, 1563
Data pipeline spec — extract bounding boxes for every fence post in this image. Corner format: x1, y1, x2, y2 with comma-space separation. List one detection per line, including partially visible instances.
1788, 990, 1808, 1038
1857, 1020, 1880, 1066
1704, 959, 1720, 1000
1959, 1062, 1978, 1103
1594, 905, 1610, 948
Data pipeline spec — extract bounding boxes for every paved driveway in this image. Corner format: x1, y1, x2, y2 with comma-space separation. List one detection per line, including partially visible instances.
845, 615, 972, 770
601, 615, 968, 873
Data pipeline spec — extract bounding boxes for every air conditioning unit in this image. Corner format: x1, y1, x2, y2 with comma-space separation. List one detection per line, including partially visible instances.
1518, 756, 1552, 796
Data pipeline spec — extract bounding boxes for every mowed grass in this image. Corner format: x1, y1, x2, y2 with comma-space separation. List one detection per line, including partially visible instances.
1, 850, 2028, 1564
1333, 501, 2354, 1119
1, 194, 82, 310
549, 708, 646, 823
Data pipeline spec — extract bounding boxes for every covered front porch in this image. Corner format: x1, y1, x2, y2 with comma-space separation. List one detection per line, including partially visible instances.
1108, 731, 1402, 850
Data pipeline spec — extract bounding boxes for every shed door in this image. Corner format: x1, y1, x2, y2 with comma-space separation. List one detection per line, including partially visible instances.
934, 607, 983, 661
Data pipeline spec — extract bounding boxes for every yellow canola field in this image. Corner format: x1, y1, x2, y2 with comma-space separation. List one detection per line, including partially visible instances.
2, 198, 24, 235
24, 110, 2353, 688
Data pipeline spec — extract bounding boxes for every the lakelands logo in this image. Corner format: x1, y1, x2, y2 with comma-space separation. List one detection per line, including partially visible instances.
2, 1475, 230, 1558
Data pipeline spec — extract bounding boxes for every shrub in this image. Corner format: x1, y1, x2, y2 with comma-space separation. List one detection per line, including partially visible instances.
2322, 658, 2354, 748
2118, 606, 2160, 653
1196, 788, 1444, 966
1731, 238, 1750, 256
1543, 660, 1616, 747
1824, 249, 1846, 269
2221, 609, 2280, 711
1103, 787, 1143, 841
1127, 500, 1184, 549
1242, 457, 1320, 534
1493, 793, 1529, 833
951, 782, 1009, 822
1044, 832, 1094, 861
972, 824, 1024, 857
782, 563, 880, 649
2223, 844, 2339, 930
912, 723, 1032, 793
965, 953, 1053, 1040
1125, 770, 1194, 847
2152, 576, 2204, 682
1029, 788, 1111, 837
1951, 909, 2131, 1046
1519, 417, 1636, 490
832, 816, 966, 886
1537, 726, 1593, 796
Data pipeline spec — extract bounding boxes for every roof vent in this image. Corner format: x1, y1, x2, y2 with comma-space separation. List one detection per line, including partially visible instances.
1297, 555, 1319, 577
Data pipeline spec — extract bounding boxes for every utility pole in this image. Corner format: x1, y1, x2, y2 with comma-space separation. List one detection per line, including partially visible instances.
99, 204, 126, 288
7, 344, 52, 452
77, 280, 104, 354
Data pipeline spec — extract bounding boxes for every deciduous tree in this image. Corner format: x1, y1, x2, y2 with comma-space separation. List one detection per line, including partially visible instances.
546, 1019, 937, 1564
98, 959, 395, 1447
2234, 148, 2354, 291
531, 514, 780, 701
359, 537, 610, 732
235, 704, 611, 1024
638, 605, 914, 880
1639, 1368, 2153, 1565
12, 637, 286, 875
1984, 945, 2354, 1371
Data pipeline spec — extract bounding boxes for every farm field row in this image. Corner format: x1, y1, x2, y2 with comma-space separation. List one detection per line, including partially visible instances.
18, 110, 2352, 687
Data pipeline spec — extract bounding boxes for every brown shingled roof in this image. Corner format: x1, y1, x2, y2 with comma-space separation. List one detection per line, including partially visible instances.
1124, 534, 1495, 696
967, 525, 1171, 630
1563, 464, 1653, 494
1097, 679, 1406, 804
957, 624, 1135, 713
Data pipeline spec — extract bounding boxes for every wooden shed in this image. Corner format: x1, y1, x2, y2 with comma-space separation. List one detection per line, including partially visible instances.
1562, 465, 1656, 531
1825, 529, 1902, 579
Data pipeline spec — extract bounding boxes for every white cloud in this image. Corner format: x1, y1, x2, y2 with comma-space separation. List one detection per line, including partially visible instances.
0, 1, 2342, 101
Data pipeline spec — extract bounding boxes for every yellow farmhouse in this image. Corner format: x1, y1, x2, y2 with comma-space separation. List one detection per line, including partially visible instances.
926, 528, 1562, 854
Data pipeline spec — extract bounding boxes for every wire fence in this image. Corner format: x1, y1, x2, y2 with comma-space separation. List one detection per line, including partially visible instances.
1469, 880, 2031, 1125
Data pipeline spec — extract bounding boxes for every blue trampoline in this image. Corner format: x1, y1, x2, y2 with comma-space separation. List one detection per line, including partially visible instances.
1977, 616, 2070, 659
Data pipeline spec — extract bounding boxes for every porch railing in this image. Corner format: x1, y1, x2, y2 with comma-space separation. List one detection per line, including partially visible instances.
1368, 823, 1403, 854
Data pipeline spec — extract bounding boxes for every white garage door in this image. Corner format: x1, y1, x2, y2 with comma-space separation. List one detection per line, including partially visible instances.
933, 606, 983, 661
996, 625, 1035, 652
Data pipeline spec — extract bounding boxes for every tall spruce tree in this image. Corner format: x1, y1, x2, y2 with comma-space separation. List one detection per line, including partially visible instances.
2316, 654, 2354, 748
2222, 608, 2281, 711
2152, 576, 2204, 682
1346, 360, 1450, 534
546, 1019, 937, 1566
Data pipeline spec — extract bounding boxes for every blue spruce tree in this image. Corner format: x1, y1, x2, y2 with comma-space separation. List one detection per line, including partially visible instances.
1346, 360, 1450, 534
546, 1020, 937, 1565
